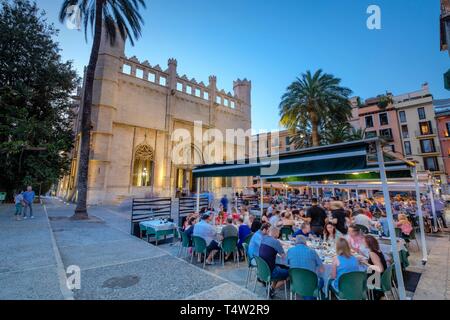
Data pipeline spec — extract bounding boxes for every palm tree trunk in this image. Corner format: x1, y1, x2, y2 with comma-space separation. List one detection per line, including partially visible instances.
310, 112, 320, 147
72, 0, 104, 220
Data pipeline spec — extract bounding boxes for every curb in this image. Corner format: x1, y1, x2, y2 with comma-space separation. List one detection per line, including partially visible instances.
41, 199, 75, 300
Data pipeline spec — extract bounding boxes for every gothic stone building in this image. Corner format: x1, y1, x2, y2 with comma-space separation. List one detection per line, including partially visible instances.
58, 30, 252, 205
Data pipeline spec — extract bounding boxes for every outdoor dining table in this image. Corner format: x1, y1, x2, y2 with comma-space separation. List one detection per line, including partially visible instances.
139, 219, 177, 245
275, 238, 407, 298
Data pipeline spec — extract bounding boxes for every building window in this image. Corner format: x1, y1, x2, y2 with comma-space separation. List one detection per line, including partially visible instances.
122, 64, 132, 75
135, 68, 144, 79
418, 107, 426, 120
365, 131, 377, 139
420, 139, 436, 153
221, 177, 232, 188
286, 146, 291, 152
148, 72, 156, 82
404, 141, 412, 155
389, 144, 395, 153
399, 111, 407, 123
177, 82, 183, 91
419, 121, 433, 135
401, 125, 409, 138
446, 122, 450, 137
159, 76, 167, 86
379, 113, 389, 126
132, 144, 154, 187
365, 116, 374, 128
285, 136, 291, 145
379, 128, 393, 140
423, 157, 439, 171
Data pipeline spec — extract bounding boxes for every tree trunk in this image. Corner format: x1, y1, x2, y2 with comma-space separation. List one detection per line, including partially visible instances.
72, 0, 104, 220
310, 112, 320, 147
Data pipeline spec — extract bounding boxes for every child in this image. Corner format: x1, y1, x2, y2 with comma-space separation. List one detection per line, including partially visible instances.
396, 213, 413, 238
14, 191, 24, 221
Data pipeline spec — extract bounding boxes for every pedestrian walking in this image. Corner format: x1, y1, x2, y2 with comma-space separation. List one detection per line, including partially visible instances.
22, 186, 35, 219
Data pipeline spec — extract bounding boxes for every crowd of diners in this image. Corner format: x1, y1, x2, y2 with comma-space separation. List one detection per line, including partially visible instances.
179, 192, 447, 299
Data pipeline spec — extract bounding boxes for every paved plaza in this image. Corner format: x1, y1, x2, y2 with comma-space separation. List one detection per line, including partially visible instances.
0, 198, 449, 300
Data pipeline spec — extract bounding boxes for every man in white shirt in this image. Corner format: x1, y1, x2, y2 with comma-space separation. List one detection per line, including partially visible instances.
193, 213, 220, 265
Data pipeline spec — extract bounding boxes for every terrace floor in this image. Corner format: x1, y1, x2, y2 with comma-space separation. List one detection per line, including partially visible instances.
1, 197, 449, 300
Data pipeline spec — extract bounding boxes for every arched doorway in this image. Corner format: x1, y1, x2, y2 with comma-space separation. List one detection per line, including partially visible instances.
174, 144, 204, 197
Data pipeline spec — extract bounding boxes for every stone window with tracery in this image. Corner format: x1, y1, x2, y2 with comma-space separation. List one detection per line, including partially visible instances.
132, 144, 154, 187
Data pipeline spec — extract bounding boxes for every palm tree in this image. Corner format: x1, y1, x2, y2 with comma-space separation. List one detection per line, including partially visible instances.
59, 0, 146, 219
321, 122, 352, 145
279, 70, 352, 147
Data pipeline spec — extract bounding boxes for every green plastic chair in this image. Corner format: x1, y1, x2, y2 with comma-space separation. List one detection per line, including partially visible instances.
242, 242, 256, 288
330, 271, 368, 300
243, 232, 254, 246
221, 236, 239, 267
367, 263, 396, 300
177, 227, 191, 258
289, 268, 321, 300
280, 226, 293, 240
191, 236, 208, 269
399, 249, 410, 269
253, 256, 287, 299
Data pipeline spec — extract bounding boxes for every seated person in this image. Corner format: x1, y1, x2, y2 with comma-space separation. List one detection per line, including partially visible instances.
248, 223, 270, 259
215, 211, 228, 225
220, 217, 238, 261
238, 216, 252, 255
361, 235, 388, 300
193, 213, 220, 265
287, 235, 325, 299
281, 212, 295, 227
259, 227, 289, 298
352, 209, 378, 233
323, 222, 337, 245
293, 222, 311, 238
269, 211, 282, 227
184, 216, 197, 246
396, 214, 413, 239
346, 225, 365, 254
330, 238, 361, 293
250, 215, 262, 233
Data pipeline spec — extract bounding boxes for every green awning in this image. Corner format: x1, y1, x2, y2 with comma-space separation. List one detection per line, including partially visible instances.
193, 139, 412, 180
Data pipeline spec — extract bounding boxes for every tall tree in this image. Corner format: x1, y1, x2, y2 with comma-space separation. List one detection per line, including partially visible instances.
279, 70, 352, 147
59, 0, 146, 219
0, 0, 78, 200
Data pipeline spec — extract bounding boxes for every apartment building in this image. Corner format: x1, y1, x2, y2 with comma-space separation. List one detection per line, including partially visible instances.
393, 84, 446, 185
435, 99, 450, 186
358, 95, 402, 154
251, 130, 295, 156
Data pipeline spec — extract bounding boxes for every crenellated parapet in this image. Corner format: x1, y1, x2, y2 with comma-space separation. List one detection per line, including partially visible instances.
119, 55, 250, 114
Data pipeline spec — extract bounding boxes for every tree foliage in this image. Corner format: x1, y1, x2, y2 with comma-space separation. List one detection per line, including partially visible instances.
279, 70, 353, 147
0, 0, 78, 199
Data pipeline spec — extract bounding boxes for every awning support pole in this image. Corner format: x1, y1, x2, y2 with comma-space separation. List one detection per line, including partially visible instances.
428, 176, 438, 230
376, 141, 407, 300
412, 166, 428, 263
196, 178, 200, 213
260, 177, 264, 217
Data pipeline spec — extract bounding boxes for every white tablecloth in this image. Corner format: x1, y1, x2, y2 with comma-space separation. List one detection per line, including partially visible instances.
140, 220, 176, 232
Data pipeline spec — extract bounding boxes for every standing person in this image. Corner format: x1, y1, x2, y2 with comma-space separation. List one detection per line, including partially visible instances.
22, 186, 35, 219
207, 191, 215, 209
14, 190, 24, 221
220, 195, 229, 213
305, 198, 328, 236
433, 197, 448, 229
330, 201, 348, 236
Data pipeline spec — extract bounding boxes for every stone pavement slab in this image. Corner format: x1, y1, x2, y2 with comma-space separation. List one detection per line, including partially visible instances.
43, 198, 259, 300
0, 203, 67, 300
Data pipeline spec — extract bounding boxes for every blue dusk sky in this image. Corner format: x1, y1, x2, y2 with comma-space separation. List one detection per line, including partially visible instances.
37, 0, 449, 131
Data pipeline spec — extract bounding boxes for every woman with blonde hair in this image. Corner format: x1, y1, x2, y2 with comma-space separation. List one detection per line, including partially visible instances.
396, 213, 413, 237
330, 238, 360, 292
281, 211, 295, 227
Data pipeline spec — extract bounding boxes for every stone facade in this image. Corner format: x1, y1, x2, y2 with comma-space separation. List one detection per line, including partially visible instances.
58, 28, 252, 205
